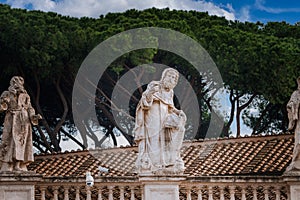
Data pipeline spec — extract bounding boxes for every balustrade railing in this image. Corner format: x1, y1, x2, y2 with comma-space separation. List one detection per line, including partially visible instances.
35, 181, 142, 200
180, 183, 288, 200
34, 177, 289, 200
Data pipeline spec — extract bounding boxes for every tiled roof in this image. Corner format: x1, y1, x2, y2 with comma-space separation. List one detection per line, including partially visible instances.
28, 133, 294, 178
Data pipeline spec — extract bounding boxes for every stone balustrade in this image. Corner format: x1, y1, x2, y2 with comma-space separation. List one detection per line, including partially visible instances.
32, 176, 290, 200
36, 183, 142, 200
179, 176, 289, 200
180, 184, 288, 200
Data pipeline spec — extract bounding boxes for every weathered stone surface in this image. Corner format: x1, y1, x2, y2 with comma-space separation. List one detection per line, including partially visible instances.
134, 68, 186, 175
0, 171, 42, 200
286, 77, 300, 172
0, 76, 41, 172
140, 175, 186, 200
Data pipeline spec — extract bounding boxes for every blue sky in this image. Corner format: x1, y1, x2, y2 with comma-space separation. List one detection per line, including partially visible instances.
0, 0, 299, 24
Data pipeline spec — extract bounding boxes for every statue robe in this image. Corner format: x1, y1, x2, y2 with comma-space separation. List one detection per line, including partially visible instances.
287, 89, 300, 170
0, 91, 35, 165
134, 81, 186, 173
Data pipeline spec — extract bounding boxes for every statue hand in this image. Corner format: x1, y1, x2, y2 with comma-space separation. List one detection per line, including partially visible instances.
0, 102, 8, 111
178, 110, 185, 116
31, 114, 42, 125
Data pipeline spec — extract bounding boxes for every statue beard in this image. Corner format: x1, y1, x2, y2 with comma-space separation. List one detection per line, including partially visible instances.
162, 80, 176, 90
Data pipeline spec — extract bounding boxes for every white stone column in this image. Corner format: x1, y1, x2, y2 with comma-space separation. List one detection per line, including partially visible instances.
86, 185, 92, 200
75, 186, 81, 200
275, 186, 281, 200
53, 186, 59, 200
219, 186, 225, 200
119, 186, 125, 200
139, 175, 186, 200
186, 186, 191, 200
64, 186, 69, 200
241, 186, 246, 200
197, 186, 203, 200
208, 186, 213, 200
0, 172, 42, 200
252, 185, 258, 200
229, 185, 236, 200
108, 185, 114, 200
40, 186, 46, 200
97, 187, 103, 200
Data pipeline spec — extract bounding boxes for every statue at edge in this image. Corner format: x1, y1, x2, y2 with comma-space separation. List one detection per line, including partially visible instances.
286, 76, 300, 171
134, 68, 186, 175
0, 76, 42, 172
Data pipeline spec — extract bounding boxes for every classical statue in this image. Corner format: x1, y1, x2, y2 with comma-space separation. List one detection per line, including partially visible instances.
0, 76, 41, 172
286, 77, 300, 171
134, 68, 186, 175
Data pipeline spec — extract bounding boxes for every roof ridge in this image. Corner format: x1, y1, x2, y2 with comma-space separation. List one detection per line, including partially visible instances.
183, 132, 293, 146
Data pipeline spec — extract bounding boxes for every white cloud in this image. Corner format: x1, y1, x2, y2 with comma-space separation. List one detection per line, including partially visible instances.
6, 0, 55, 10
238, 6, 251, 22
4, 0, 236, 21
255, 0, 300, 14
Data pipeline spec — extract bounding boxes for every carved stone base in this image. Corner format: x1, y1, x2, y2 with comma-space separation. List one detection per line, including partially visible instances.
0, 171, 42, 200
283, 172, 300, 200
139, 175, 187, 200
290, 185, 300, 200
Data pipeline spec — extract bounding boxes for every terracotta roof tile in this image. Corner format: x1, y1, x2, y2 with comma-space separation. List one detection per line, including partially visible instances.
28, 133, 294, 178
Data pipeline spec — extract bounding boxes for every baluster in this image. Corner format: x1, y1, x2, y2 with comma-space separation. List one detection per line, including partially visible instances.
98, 186, 103, 200
208, 186, 213, 200
197, 186, 203, 200
264, 186, 269, 200
219, 186, 225, 200
53, 186, 59, 200
40, 186, 46, 200
130, 186, 135, 200
75, 186, 80, 200
108, 186, 114, 200
241, 186, 246, 200
186, 186, 192, 200
252, 186, 258, 200
86, 185, 92, 200
64, 186, 69, 200
119, 186, 125, 200
141, 186, 144, 200
287, 186, 291, 200
275, 186, 281, 200
229, 186, 236, 200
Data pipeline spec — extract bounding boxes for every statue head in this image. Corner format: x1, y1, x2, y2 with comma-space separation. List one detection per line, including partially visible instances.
9, 76, 25, 94
160, 68, 179, 90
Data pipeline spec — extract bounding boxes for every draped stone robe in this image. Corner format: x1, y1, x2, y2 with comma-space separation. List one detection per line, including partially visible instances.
0, 90, 35, 168
134, 81, 186, 174
287, 88, 300, 171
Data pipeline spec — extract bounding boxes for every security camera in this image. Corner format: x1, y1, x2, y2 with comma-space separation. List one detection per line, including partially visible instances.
98, 166, 109, 173
86, 172, 94, 187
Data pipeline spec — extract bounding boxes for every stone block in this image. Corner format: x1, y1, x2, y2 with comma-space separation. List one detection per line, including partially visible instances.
140, 175, 186, 200
0, 172, 42, 200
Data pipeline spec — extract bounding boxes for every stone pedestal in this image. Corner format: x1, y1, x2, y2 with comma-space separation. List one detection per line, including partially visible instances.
0, 171, 42, 200
283, 171, 300, 200
139, 175, 186, 200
